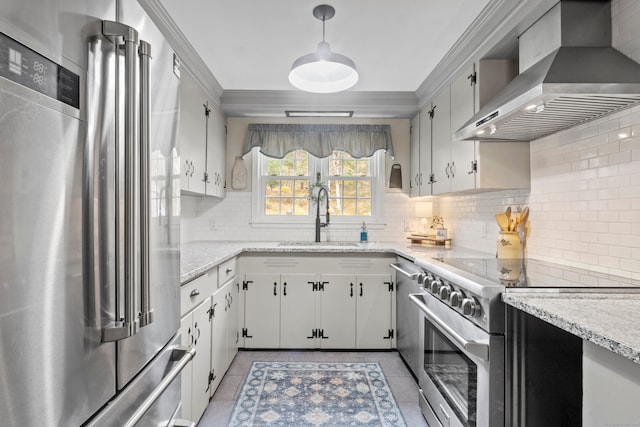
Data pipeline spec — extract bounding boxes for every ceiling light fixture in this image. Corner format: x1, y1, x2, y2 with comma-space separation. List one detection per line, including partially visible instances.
288, 4, 359, 93
285, 110, 354, 118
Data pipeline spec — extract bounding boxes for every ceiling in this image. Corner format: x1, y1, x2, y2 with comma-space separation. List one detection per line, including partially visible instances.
158, 0, 491, 94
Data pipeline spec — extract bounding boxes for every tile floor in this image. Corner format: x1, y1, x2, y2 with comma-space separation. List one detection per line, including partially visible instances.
197, 350, 429, 427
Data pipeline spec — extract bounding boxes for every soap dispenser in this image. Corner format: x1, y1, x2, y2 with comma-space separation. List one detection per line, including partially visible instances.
360, 222, 368, 242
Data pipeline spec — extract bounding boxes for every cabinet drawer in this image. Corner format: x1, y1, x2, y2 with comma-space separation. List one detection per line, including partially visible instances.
218, 258, 237, 286
181, 271, 217, 315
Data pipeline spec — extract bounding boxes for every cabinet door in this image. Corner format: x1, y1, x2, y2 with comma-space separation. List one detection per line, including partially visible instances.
319, 274, 356, 349
226, 279, 241, 366
280, 274, 318, 348
243, 273, 280, 348
431, 87, 452, 195
450, 64, 476, 193
409, 113, 421, 198
209, 288, 227, 397
179, 315, 194, 421
205, 106, 226, 198
191, 298, 212, 422
179, 72, 207, 194
356, 274, 393, 349
419, 107, 433, 197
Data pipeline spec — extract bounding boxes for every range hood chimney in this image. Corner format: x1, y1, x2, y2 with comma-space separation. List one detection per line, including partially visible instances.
455, 0, 640, 142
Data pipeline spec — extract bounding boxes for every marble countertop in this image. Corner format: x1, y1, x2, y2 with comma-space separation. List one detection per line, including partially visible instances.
180, 240, 488, 284
502, 292, 640, 365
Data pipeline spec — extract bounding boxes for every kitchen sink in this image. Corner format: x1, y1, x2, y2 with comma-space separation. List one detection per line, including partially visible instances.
277, 241, 360, 247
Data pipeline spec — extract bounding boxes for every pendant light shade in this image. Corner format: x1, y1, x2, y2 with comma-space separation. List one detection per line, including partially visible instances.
289, 5, 359, 93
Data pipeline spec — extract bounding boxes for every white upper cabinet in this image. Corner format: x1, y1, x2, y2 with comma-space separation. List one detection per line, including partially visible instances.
179, 72, 207, 194
179, 71, 226, 197
427, 59, 529, 195
450, 65, 477, 193
431, 86, 452, 195
409, 113, 421, 198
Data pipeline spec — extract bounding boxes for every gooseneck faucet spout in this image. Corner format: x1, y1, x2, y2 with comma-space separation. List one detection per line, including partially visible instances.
315, 186, 330, 242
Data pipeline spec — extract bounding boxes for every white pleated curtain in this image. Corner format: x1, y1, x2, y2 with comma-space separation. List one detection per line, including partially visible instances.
242, 123, 394, 159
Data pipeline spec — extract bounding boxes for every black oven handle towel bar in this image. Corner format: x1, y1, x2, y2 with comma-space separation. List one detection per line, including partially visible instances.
409, 293, 489, 361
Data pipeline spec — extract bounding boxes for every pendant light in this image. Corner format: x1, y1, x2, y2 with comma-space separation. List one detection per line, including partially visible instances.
289, 4, 359, 93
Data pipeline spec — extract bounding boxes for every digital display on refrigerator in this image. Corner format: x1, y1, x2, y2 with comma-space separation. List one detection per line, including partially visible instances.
0, 31, 79, 108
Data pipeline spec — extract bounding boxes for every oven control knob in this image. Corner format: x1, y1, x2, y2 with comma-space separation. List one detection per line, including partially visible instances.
461, 298, 480, 317
416, 273, 427, 286
450, 291, 463, 307
430, 279, 442, 294
439, 284, 452, 300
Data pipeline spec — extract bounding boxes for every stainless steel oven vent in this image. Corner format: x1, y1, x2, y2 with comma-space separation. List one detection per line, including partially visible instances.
455, 0, 640, 142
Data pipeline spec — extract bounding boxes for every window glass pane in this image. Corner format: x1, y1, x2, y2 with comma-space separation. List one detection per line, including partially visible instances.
281, 198, 294, 215
265, 197, 280, 215
356, 160, 369, 176
295, 151, 309, 176
267, 159, 280, 176
281, 179, 294, 196
343, 199, 356, 215
294, 179, 309, 197
358, 199, 372, 216
266, 179, 280, 196
294, 198, 309, 215
328, 180, 342, 197
329, 199, 342, 215
281, 155, 294, 176
344, 180, 357, 197
343, 159, 356, 176
357, 181, 371, 198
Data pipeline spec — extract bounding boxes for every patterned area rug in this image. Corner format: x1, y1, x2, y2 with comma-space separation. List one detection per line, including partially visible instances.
228, 361, 407, 426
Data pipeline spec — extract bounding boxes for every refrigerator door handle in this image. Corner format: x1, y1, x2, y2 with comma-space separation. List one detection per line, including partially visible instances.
102, 21, 140, 342
123, 345, 196, 427
138, 40, 153, 328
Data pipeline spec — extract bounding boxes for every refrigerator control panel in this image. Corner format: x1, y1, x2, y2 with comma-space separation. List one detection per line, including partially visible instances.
0, 31, 79, 109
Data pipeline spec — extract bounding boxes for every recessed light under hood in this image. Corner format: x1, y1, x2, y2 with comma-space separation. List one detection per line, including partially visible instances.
455, 0, 640, 143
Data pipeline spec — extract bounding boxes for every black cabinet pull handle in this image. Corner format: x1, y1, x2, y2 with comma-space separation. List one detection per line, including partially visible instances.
350, 283, 354, 297
283, 282, 287, 296
273, 281, 277, 296
359, 283, 363, 297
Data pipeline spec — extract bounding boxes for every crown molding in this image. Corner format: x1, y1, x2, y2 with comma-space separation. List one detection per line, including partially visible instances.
220, 90, 419, 118
138, 0, 224, 105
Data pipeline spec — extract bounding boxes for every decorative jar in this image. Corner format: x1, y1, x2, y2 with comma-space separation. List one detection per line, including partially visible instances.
497, 231, 521, 258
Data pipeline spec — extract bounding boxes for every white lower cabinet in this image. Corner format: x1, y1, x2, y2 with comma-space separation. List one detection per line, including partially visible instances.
280, 274, 317, 348
239, 254, 396, 350
243, 273, 281, 348
180, 296, 212, 422
180, 258, 239, 423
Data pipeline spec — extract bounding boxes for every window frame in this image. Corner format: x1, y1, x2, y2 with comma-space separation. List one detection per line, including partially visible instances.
250, 149, 385, 227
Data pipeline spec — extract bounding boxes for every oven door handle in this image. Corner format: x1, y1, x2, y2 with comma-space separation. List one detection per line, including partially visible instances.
390, 262, 421, 280
409, 293, 489, 361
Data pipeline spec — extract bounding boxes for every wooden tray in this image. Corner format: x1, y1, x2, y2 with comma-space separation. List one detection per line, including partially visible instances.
407, 235, 452, 246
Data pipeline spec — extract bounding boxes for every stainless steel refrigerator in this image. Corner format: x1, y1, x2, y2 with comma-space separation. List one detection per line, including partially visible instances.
0, 1, 192, 426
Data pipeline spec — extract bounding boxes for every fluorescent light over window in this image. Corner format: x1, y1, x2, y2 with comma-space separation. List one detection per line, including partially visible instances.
285, 110, 354, 118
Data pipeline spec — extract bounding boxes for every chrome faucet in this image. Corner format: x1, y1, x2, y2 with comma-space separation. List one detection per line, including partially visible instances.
315, 186, 330, 242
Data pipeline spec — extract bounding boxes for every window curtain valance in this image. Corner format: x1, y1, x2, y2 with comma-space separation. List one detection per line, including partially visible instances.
242, 123, 394, 159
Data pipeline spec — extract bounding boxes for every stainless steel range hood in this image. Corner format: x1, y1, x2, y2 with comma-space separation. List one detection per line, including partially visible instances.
455, 0, 640, 142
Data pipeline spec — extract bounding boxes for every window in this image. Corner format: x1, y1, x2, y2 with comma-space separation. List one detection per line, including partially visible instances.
327, 151, 372, 216
264, 150, 310, 216
253, 149, 384, 225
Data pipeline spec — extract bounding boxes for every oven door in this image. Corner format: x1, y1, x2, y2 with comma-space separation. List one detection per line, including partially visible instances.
410, 292, 504, 427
